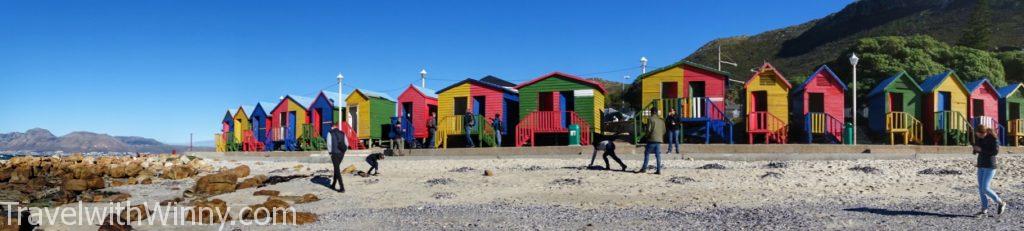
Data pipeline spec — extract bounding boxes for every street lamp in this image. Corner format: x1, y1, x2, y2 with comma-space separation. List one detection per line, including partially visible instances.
420, 69, 427, 88
337, 72, 345, 107
640, 57, 648, 74
849, 53, 859, 145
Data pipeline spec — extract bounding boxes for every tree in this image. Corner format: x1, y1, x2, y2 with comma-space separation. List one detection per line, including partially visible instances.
958, 0, 993, 50
996, 51, 1024, 84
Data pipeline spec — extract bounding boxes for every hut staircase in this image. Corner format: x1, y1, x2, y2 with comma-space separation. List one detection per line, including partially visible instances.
1007, 119, 1024, 146
804, 112, 844, 144
241, 131, 266, 151
633, 98, 733, 144
932, 111, 974, 146
516, 111, 591, 147
298, 124, 327, 151
973, 116, 1006, 145
747, 112, 788, 144
885, 112, 923, 145
339, 122, 365, 150
435, 115, 497, 148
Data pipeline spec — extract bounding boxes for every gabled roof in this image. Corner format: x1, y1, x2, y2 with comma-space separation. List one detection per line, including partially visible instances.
867, 71, 921, 97
223, 110, 234, 121
273, 95, 307, 112
350, 89, 396, 102
251, 102, 273, 117
966, 78, 998, 94
920, 70, 966, 93
793, 65, 848, 93
479, 75, 517, 88
516, 71, 608, 94
438, 78, 518, 95
998, 83, 1024, 98
744, 62, 792, 89
638, 59, 731, 80
408, 85, 439, 98
239, 105, 254, 117
309, 91, 346, 109
290, 95, 316, 108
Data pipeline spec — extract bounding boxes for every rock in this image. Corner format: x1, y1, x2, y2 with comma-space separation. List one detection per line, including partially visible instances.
162, 165, 196, 180
140, 178, 153, 185
236, 175, 268, 190
111, 180, 127, 187
194, 172, 238, 195
273, 211, 317, 225
127, 178, 138, 185
186, 199, 231, 224
107, 165, 128, 178
0, 169, 11, 182
341, 165, 357, 174
697, 163, 727, 170
98, 214, 132, 231
253, 190, 280, 197
62, 178, 89, 192
159, 197, 182, 206
124, 162, 144, 177
119, 204, 150, 222
296, 193, 319, 204
10, 166, 33, 184
226, 165, 251, 178
263, 198, 291, 211
483, 170, 494, 176
86, 176, 105, 190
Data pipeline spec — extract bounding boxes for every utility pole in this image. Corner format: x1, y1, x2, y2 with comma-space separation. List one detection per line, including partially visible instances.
717, 45, 737, 71
850, 53, 860, 145
189, 133, 193, 152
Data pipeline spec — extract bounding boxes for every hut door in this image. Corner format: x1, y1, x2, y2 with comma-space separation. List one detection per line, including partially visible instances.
752, 91, 768, 112
539, 92, 555, 111
473, 96, 487, 116
287, 111, 297, 140
973, 99, 985, 118
661, 82, 678, 99
1011, 103, 1021, 120
937, 92, 951, 112
402, 102, 414, 118
312, 110, 322, 138
349, 106, 359, 134
560, 91, 575, 128
889, 93, 904, 112
809, 93, 825, 113
428, 105, 438, 118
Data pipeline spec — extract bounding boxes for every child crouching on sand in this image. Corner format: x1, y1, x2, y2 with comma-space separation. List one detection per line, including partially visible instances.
588, 135, 627, 171
366, 152, 384, 176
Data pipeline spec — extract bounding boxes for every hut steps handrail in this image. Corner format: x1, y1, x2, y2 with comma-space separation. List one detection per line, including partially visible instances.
805, 112, 843, 143
885, 112, 923, 144
746, 111, 788, 144
515, 111, 591, 147
434, 114, 495, 149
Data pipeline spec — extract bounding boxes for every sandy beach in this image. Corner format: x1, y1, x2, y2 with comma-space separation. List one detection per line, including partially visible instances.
16, 151, 1024, 230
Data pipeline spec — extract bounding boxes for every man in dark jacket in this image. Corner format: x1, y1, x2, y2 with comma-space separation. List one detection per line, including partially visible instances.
639, 108, 665, 174
328, 123, 348, 192
666, 109, 680, 154
492, 113, 503, 147
464, 111, 476, 148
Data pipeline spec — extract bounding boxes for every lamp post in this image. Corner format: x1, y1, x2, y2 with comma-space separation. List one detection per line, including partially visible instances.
640, 57, 648, 74
850, 53, 859, 145
420, 69, 427, 88
337, 72, 344, 107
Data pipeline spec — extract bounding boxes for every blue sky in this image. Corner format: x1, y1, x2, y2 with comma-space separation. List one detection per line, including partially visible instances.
0, 0, 853, 144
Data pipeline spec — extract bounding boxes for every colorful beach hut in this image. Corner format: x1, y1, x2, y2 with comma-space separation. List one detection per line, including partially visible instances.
248, 102, 272, 151
867, 72, 924, 144
232, 106, 252, 144
268, 95, 312, 151
920, 70, 972, 145
637, 59, 732, 144
308, 91, 342, 140
515, 72, 605, 147
216, 109, 235, 152
744, 62, 791, 144
998, 83, 1024, 145
967, 79, 1004, 141
791, 65, 847, 144
397, 85, 439, 146
345, 89, 397, 146
435, 77, 519, 148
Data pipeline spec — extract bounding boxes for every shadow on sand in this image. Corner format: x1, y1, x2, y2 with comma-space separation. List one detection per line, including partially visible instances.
844, 207, 970, 218
310, 175, 333, 189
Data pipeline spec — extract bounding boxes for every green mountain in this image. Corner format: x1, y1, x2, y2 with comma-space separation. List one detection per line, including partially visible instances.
684, 0, 1024, 84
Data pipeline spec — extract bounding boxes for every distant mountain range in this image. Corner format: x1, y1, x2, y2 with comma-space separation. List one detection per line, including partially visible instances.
0, 128, 209, 153
684, 0, 1024, 82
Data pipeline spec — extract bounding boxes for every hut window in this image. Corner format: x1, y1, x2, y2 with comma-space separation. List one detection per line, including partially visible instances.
760, 77, 775, 86
889, 93, 904, 112
454, 97, 468, 115
689, 81, 706, 98
973, 99, 985, 117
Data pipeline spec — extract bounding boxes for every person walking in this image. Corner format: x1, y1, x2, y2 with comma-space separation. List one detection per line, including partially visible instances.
666, 109, 681, 154
492, 113, 503, 147
464, 111, 476, 148
391, 120, 405, 151
427, 112, 437, 148
972, 125, 1006, 217
588, 134, 627, 171
328, 124, 348, 192
638, 108, 665, 174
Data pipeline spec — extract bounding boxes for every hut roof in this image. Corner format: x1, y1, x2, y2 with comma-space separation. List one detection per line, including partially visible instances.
793, 65, 847, 93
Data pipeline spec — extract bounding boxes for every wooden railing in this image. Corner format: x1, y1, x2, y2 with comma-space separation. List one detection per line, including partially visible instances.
973, 116, 1005, 145
747, 112, 788, 144
885, 112, 922, 145
434, 115, 496, 149
1008, 119, 1024, 146
933, 111, 973, 146
634, 97, 731, 143
242, 130, 265, 152
340, 122, 364, 150
516, 111, 591, 147
804, 112, 843, 144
